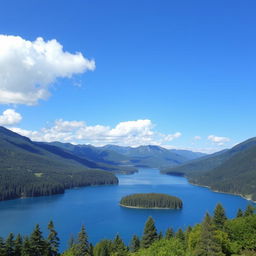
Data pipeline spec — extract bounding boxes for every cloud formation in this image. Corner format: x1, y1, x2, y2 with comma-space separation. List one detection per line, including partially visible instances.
208, 135, 230, 145
0, 35, 95, 105
194, 136, 202, 140
10, 119, 182, 147
0, 109, 22, 126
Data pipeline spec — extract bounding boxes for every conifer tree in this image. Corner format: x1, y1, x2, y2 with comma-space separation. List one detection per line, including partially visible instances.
141, 216, 158, 248
213, 203, 227, 229
175, 228, 185, 241
22, 237, 32, 256
165, 227, 174, 240
194, 213, 224, 256
0, 237, 6, 256
5, 233, 14, 256
47, 220, 59, 256
76, 225, 89, 256
14, 234, 22, 256
129, 235, 140, 252
236, 208, 243, 218
112, 234, 127, 255
158, 231, 163, 240
68, 234, 75, 249
244, 205, 255, 216
29, 224, 46, 256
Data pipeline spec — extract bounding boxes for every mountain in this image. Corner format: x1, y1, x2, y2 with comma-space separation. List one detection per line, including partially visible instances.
0, 126, 118, 201
190, 142, 256, 200
100, 144, 205, 168
161, 137, 256, 175
162, 137, 256, 201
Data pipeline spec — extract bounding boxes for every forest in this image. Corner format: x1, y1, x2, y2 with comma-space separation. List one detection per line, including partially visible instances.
0, 204, 255, 256
120, 193, 183, 209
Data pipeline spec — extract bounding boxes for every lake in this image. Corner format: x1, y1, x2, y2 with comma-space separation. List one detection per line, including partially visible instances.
0, 168, 253, 251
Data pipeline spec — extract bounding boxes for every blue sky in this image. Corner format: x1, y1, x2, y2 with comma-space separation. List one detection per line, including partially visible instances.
0, 0, 255, 152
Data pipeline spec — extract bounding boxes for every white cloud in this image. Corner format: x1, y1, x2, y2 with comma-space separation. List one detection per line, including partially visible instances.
208, 135, 230, 146
194, 136, 202, 140
10, 119, 182, 147
0, 109, 22, 126
0, 35, 95, 105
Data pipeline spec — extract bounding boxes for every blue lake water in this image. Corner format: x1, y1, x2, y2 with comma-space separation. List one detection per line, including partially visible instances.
0, 168, 253, 251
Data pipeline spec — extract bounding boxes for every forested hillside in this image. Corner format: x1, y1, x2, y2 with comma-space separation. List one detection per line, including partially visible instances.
162, 137, 256, 201
0, 127, 118, 201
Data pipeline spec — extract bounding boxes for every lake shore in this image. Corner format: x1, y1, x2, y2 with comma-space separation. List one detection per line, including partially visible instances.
119, 204, 180, 210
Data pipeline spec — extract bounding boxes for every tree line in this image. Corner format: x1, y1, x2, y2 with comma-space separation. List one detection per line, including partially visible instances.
0, 204, 255, 255
120, 193, 182, 209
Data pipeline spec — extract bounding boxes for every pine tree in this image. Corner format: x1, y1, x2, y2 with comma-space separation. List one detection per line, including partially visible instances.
158, 231, 163, 240
29, 224, 46, 256
244, 205, 255, 216
129, 235, 140, 252
68, 234, 75, 249
213, 203, 227, 229
141, 216, 158, 248
165, 228, 174, 240
236, 208, 243, 218
75, 225, 89, 256
14, 234, 22, 256
22, 237, 32, 256
5, 233, 14, 256
112, 234, 127, 255
175, 228, 185, 241
0, 237, 6, 256
47, 220, 60, 256
194, 213, 224, 256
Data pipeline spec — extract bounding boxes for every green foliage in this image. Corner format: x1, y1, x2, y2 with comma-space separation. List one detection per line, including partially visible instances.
129, 235, 140, 252
213, 203, 227, 229
120, 193, 182, 209
165, 228, 174, 240
112, 234, 128, 255
141, 216, 158, 248
93, 239, 113, 256
47, 221, 60, 256
244, 205, 255, 217
29, 224, 47, 256
237, 208, 244, 218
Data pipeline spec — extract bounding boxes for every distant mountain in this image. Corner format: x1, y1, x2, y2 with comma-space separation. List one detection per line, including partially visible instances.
0, 126, 118, 201
162, 137, 256, 201
161, 137, 256, 175
100, 144, 205, 168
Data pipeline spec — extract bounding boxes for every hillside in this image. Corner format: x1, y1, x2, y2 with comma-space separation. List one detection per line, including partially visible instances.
161, 137, 256, 175
0, 126, 118, 201
189, 143, 256, 200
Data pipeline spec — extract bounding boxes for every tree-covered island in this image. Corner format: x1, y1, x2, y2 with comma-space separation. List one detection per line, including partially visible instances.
120, 193, 183, 209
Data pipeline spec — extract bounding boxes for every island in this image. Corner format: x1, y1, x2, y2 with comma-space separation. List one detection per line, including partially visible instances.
120, 193, 183, 209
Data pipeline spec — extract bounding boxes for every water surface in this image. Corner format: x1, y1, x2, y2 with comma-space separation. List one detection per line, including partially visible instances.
0, 169, 253, 250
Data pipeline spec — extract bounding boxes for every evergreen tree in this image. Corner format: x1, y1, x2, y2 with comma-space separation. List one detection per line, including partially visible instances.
22, 237, 32, 256
14, 234, 22, 256
165, 228, 174, 240
112, 234, 127, 255
129, 235, 140, 252
29, 224, 46, 256
175, 228, 185, 241
75, 225, 89, 256
158, 231, 163, 240
0, 237, 6, 256
244, 205, 255, 216
213, 203, 227, 229
194, 213, 224, 256
5, 233, 14, 256
68, 234, 75, 249
141, 216, 158, 248
236, 208, 243, 218
47, 220, 59, 256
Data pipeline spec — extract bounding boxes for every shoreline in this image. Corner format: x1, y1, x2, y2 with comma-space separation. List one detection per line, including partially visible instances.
119, 204, 181, 210
188, 179, 256, 203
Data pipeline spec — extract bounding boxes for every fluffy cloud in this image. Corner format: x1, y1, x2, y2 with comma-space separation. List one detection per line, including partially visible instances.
10, 119, 182, 147
0, 35, 95, 105
208, 135, 230, 145
0, 109, 22, 126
